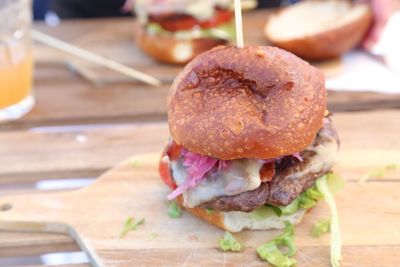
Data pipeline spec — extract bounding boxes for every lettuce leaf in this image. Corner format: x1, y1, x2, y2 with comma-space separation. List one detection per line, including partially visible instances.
119, 217, 145, 238
359, 163, 397, 183
168, 201, 181, 218
206, 208, 215, 215
311, 218, 331, 237
270, 173, 344, 217
326, 172, 346, 194
271, 185, 322, 217
317, 176, 342, 267
146, 20, 235, 41
219, 232, 243, 252
250, 206, 277, 220
257, 221, 297, 267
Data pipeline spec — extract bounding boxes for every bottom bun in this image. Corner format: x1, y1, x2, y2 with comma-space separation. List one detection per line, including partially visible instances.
177, 196, 306, 232
136, 28, 227, 64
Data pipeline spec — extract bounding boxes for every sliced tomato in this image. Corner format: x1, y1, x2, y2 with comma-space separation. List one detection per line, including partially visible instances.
259, 162, 276, 182
159, 141, 182, 189
159, 154, 177, 190
199, 9, 233, 29
166, 141, 182, 161
149, 8, 233, 32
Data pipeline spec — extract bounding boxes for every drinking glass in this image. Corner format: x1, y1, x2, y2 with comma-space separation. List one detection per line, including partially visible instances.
0, 0, 34, 121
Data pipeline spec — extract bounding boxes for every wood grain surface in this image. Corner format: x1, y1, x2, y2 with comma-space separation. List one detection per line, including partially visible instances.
0, 123, 169, 184
0, 149, 399, 266
0, 231, 78, 258
1, 110, 399, 184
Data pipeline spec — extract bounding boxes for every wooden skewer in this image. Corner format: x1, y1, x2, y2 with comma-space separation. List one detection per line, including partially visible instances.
31, 29, 162, 87
234, 0, 244, 48
231, 0, 257, 11
241, 0, 258, 10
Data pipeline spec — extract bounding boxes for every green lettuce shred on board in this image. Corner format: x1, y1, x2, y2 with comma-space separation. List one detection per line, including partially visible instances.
168, 201, 181, 218
359, 163, 398, 183
149, 232, 157, 240
119, 217, 145, 238
311, 218, 331, 237
257, 221, 297, 267
219, 232, 243, 252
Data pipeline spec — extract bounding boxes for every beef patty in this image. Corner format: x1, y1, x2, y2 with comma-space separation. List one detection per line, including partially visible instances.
200, 118, 339, 212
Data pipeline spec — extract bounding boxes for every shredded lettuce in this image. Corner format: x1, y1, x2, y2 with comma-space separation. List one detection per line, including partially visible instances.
359, 163, 397, 183
257, 221, 297, 267
146, 20, 236, 41
131, 159, 141, 168
219, 232, 243, 252
326, 173, 346, 194
150, 232, 157, 240
270, 173, 343, 217
119, 217, 145, 238
250, 206, 276, 220
311, 218, 331, 237
316, 176, 342, 267
271, 184, 323, 217
206, 208, 215, 215
168, 201, 181, 218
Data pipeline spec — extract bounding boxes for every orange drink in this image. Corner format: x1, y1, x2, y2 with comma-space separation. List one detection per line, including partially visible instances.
0, 53, 33, 109
0, 0, 34, 121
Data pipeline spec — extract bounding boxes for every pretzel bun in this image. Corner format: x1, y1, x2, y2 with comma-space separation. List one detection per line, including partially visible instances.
264, 0, 372, 61
137, 27, 227, 64
176, 196, 306, 232
168, 45, 326, 160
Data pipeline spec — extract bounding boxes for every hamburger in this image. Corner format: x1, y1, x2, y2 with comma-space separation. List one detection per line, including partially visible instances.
159, 45, 340, 232
133, 0, 235, 64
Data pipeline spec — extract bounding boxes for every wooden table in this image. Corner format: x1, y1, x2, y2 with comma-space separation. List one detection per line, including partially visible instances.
1, 11, 399, 267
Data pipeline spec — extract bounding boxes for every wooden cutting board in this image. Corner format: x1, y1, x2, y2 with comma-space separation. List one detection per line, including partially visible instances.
0, 151, 399, 267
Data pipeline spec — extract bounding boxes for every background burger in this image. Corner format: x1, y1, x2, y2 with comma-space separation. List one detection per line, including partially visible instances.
159, 45, 340, 232
133, 0, 235, 64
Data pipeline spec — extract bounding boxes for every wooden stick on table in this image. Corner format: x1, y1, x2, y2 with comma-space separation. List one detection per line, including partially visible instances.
31, 29, 162, 87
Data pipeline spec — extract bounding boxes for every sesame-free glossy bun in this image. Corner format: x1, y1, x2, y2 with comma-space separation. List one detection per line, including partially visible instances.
137, 27, 227, 64
264, 0, 372, 60
168, 45, 326, 160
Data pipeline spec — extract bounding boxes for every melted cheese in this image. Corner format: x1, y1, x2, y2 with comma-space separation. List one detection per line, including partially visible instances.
290, 131, 339, 181
169, 127, 338, 208
171, 159, 263, 208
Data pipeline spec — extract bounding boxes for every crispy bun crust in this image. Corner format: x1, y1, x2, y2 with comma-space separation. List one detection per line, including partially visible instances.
264, 2, 372, 60
168, 45, 326, 160
137, 27, 227, 64
176, 196, 226, 229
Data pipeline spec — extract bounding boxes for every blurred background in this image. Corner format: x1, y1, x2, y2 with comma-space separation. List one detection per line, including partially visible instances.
32, 0, 288, 21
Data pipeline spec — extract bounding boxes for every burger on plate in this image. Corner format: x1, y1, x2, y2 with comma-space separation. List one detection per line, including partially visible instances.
159, 45, 340, 232
133, 0, 236, 64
